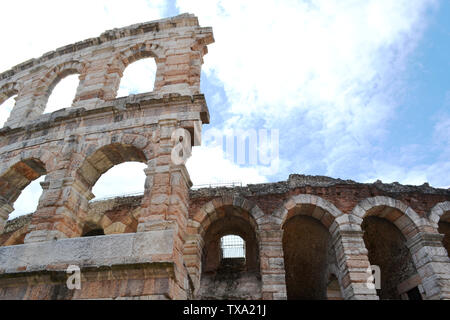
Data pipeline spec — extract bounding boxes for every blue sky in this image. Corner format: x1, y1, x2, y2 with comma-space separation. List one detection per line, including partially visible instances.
0, 0, 449, 218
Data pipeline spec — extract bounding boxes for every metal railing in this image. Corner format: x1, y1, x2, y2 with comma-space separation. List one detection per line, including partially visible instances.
89, 191, 144, 202
89, 181, 243, 202
191, 181, 243, 189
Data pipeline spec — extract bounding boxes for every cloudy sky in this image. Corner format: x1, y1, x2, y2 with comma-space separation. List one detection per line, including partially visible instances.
0, 0, 449, 219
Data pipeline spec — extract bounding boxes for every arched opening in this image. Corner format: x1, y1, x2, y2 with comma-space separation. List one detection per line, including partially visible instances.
198, 205, 261, 300
218, 234, 246, 269
74, 143, 147, 237
117, 57, 156, 97
78, 143, 147, 193
45, 74, 79, 113
0, 159, 46, 238
91, 162, 146, 200
0, 94, 17, 127
362, 215, 420, 300
438, 211, 450, 257
7, 176, 45, 220
221, 234, 246, 258
282, 214, 333, 300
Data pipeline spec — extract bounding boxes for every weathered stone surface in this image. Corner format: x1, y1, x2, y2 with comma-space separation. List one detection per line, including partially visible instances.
1, 13, 450, 301
0, 230, 174, 273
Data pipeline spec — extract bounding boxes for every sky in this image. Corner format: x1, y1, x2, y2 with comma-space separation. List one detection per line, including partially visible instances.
0, 0, 449, 219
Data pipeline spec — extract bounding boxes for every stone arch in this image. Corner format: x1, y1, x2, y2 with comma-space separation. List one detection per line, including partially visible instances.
116, 42, 163, 69
351, 196, 426, 240
0, 157, 48, 234
352, 196, 429, 299
185, 194, 264, 298
191, 195, 264, 236
3, 225, 28, 246
275, 194, 345, 231
104, 42, 164, 100
0, 147, 57, 178
276, 194, 349, 300
0, 158, 47, 206
0, 81, 22, 106
34, 60, 85, 112
429, 201, 450, 258
429, 201, 450, 227
76, 141, 149, 191
83, 204, 139, 237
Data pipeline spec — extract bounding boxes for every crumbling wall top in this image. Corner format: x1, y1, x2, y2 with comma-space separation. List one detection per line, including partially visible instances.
0, 13, 214, 129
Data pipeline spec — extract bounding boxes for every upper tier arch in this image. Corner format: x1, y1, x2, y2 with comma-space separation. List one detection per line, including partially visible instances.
0, 13, 214, 129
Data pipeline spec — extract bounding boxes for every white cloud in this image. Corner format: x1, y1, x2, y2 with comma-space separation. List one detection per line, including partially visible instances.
187, 145, 268, 186
0, 1, 167, 72
0, 95, 16, 127
8, 176, 45, 220
178, 0, 446, 186
117, 58, 157, 97
433, 113, 450, 155
1, 0, 448, 221
92, 162, 147, 200
45, 74, 80, 113
359, 159, 450, 188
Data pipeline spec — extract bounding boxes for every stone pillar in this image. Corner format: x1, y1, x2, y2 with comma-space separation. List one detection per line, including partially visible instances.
4, 77, 40, 128
406, 232, 450, 300
0, 199, 14, 234
72, 58, 109, 109
183, 232, 204, 295
24, 136, 93, 243
137, 118, 192, 299
259, 227, 287, 300
24, 171, 93, 243
332, 230, 379, 300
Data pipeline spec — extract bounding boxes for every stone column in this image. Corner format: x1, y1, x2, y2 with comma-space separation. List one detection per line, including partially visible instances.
4, 77, 40, 128
0, 199, 14, 234
259, 226, 287, 300
24, 136, 93, 243
72, 57, 109, 109
138, 118, 192, 299
332, 230, 379, 300
24, 172, 93, 243
406, 232, 450, 300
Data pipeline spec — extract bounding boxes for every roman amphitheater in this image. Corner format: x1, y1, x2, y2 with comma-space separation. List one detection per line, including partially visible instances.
0, 13, 449, 300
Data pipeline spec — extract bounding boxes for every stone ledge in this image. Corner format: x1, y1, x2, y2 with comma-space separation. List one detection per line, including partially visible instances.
0, 230, 174, 274
0, 13, 209, 81
0, 93, 208, 138
189, 174, 450, 198
0, 261, 175, 283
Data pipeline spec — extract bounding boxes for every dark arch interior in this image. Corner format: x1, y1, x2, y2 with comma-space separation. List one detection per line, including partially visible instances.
198, 208, 261, 300
77, 143, 147, 189
438, 212, 450, 257
362, 215, 418, 300
0, 158, 47, 204
282, 214, 332, 300
82, 227, 105, 237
